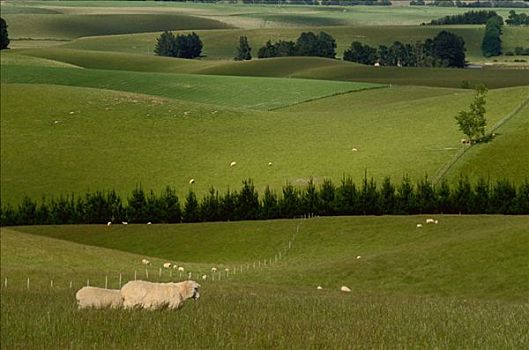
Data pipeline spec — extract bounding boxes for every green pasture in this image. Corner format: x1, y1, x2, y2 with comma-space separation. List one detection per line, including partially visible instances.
2, 13, 232, 40
2, 216, 529, 348
447, 99, 529, 183
1, 64, 381, 110
1, 83, 527, 204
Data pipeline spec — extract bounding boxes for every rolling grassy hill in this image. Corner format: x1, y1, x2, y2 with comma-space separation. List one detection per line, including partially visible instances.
2, 217, 529, 348
1, 65, 381, 110
1, 83, 527, 204
3, 14, 233, 40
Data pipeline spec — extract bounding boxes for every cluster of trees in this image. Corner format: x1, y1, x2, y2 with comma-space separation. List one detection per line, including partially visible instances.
427, 10, 500, 25
507, 46, 529, 55
257, 31, 336, 59
415, 0, 528, 8
0, 17, 9, 50
154, 31, 202, 59
239, 0, 391, 5
343, 31, 466, 68
2, 176, 528, 226
506, 10, 529, 25
481, 15, 503, 57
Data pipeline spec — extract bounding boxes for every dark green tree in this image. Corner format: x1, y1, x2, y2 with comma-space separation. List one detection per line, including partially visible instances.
0, 17, 9, 50
128, 187, 147, 222
455, 86, 488, 143
481, 16, 503, 57
235, 36, 252, 61
316, 31, 337, 58
236, 179, 260, 220
302, 178, 319, 216
319, 179, 336, 216
279, 183, 300, 218
200, 187, 221, 222
154, 30, 176, 57
296, 32, 319, 56
261, 186, 279, 219
433, 30, 466, 67
380, 177, 396, 214
183, 191, 200, 222
159, 186, 181, 223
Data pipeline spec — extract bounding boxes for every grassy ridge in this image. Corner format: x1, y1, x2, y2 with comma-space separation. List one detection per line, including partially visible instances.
1, 65, 381, 110
3, 14, 233, 40
2, 83, 527, 204
17, 50, 529, 89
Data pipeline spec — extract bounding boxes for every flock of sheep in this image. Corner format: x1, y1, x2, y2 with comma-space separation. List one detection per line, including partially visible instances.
76, 280, 200, 310
416, 218, 439, 228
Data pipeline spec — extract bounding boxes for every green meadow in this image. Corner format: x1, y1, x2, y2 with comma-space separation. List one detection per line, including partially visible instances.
1, 2, 528, 349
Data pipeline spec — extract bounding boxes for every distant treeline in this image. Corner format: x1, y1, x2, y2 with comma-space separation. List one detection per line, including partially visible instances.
153, 0, 391, 6
257, 32, 337, 59
343, 31, 466, 67
412, 0, 528, 8
2, 176, 528, 226
426, 10, 501, 25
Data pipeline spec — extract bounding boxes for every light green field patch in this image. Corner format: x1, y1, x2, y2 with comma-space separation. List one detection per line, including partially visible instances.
1, 65, 383, 109
0, 51, 81, 68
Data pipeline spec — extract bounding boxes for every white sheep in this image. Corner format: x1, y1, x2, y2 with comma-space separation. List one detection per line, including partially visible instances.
268, 162, 273, 166
434, 220, 439, 224
76, 287, 123, 309
189, 179, 195, 185
178, 266, 185, 272
426, 218, 435, 224
122, 221, 128, 225
163, 262, 172, 269
107, 221, 112, 226
121, 280, 200, 310
340, 286, 351, 293
356, 255, 362, 260
230, 161, 237, 167
141, 259, 150, 266
147, 222, 152, 225
173, 265, 179, 270
202, 274, 208, 280
352, 148, 358, 152
317, 286, 323, 290
211, 267, 217, 272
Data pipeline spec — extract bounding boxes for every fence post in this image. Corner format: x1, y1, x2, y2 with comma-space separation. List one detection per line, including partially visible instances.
145, 269, 149, 280
105, 276, 108, 289
87, 279, 90, 287
159, 268, 162, 279
119, 273, 122, 288
134, 270, 137, 281
4, 277, 7, 289
50, 280, 53, 288
70, 281, 73, 289
27, 277, 30, 290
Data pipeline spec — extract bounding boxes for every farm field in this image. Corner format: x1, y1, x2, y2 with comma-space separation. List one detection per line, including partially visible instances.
2, 216, 529, 348
1, 2, 529, 349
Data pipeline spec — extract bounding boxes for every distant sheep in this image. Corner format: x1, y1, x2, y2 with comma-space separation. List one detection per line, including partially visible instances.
341, 286, 351, 293
121, 280, 200, 310
147, 222, 152, 225
268, 162, 273, 166
202, 274, 208, 280
352, 148, 358, 152
141, 259, 150, 266
434, 220, 439, 224
211, 267, 217, 272
416, 224, 423, 228
178, 267, 185, 272
76, 286, 123, 309
189, 179, 195, 185
426, 218, 435, 224
173, 265, 179, 270
163, 262, 172, 269
230, 161, 237, 167
356, 255, 361, 260
317, 286, 323, 290
374, 62, 380, 67
107, 221, 112, 226
122, 221, 128, 225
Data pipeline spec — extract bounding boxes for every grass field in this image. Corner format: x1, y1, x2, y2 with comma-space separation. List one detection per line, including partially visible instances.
1, 83, 527, 204
2, 216, 529, 348
0, 65, 382, 109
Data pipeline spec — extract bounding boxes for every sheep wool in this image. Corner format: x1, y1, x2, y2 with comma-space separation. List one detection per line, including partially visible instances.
76, 287, 124, 309
121, 280, 200, 310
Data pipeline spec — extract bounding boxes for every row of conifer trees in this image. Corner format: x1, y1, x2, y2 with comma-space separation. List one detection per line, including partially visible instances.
1, 175, 528, 226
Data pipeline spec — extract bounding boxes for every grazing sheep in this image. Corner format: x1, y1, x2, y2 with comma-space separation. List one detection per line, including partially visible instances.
54, 120, 60, 124
317, 286, 323, 290
141, 259, 150, 266
147, 222, 152, 225
230, 161, 237, 167
211, 267, 217, 272
268, 162, 273, 166
374, 62, 380, 67
163, 262, 172, 269
426, 218, 435, 224
189, 179, 195, 185
352, 148, 358, 152
122, 221, 128, 225
202, 274, 208, 280
416, 224, 423, 228
76, 286, 123, 309
434, 220, 439, 224
121, 280, 200, 310
178, 266, 185, 272
173, 265, 179, 270
340, 286, 351, 293
107, 221, 112, 226
356, 255, 361, 260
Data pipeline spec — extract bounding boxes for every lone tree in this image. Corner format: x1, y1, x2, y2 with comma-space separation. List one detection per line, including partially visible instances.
235, 36, 251, 61
154, 31, 176, 57
433, 30, 466, 68
455, 86, 488, 143
481, 16, 503, 57
0, 17, 9, 50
